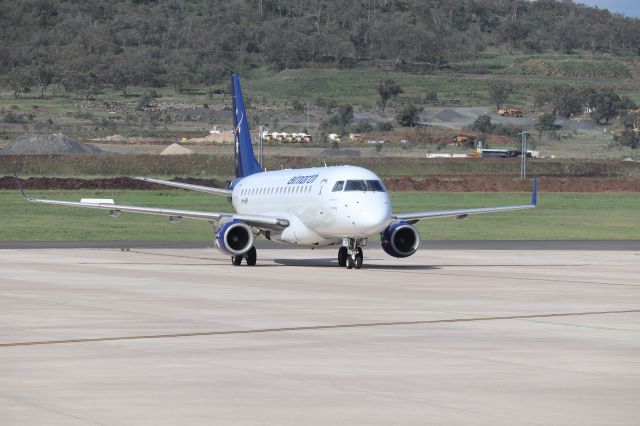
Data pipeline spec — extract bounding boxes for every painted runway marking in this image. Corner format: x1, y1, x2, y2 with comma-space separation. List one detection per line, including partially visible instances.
1, 309, 638, 348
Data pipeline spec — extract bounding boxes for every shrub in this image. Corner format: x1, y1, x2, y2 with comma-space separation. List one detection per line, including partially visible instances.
471, 115, 495, 133
537, 113, 559, 131
3, 111, 27, 123
396, 104, 422, 127
613, 129, 639, 149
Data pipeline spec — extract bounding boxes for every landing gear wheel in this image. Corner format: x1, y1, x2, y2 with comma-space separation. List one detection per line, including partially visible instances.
246, 246, 257, 266
346, 256, 354, 269
354, 253, 363, 269
231, 255, 243, 266
338, 247, 348, 267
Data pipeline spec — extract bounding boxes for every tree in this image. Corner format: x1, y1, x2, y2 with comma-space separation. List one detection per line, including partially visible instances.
33, 64, 54, 98
613, 129, 638, 149
488, 82, 511, 111
318, 104, 354, 134
59, 70, 91, 99
337, 104, 354, 126
586, 89, 621, 124
396, 104, 422, 127
550, 86, 585, 118
376, 79, 403, 116
6, 68, 33, 98
471, 114, 496, 134
536, 113, 558, 131
167, 64, 190, 94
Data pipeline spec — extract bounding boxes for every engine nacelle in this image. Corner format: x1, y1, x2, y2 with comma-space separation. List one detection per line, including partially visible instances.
380, 221, 421, 258
214, 220, 254, 256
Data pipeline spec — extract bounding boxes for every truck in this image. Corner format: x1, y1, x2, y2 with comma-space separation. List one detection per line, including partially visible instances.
497, 108, 524, 118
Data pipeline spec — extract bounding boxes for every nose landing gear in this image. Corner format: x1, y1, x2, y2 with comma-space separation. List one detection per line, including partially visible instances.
231, 246, 257, 266
338, 238, 365, 269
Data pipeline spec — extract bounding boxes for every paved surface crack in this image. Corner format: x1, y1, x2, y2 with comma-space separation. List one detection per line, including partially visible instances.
1, 309, 638, 348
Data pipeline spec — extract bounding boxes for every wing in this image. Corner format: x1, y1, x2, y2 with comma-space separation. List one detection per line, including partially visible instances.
15, 175, 288, 230
134, 176, 233, 197
393, 178, 537, 223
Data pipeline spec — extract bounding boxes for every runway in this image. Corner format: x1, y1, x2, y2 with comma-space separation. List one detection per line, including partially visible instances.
1, 247, 639, 425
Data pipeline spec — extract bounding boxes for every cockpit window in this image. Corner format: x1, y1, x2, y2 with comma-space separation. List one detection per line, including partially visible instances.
344, 180, 366, 191
332, 181, 344, 192
344, 180, 386, 192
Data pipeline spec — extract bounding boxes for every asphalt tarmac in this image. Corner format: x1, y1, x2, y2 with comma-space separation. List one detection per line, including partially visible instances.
1, 246, 639, 425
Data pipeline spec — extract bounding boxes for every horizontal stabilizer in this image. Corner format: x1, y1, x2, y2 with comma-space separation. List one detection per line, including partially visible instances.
134, 177, 232, 197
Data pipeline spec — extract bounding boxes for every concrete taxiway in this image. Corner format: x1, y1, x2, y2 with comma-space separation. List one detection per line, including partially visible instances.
1, 246, 639, 425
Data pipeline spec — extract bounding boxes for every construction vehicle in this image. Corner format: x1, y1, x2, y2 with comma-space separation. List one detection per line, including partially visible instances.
261, 131, 313, 144
327, 133, 341, 143
453, 133, 477, 147
498, 108, 524, 117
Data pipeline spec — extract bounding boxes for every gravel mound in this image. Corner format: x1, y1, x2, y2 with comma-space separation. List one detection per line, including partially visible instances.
432, 109, 466, 122
1, 133, 103, 155
160, 143, 193, 155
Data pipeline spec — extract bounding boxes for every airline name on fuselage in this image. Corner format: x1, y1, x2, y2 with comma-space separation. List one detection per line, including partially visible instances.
287, 174, 319, 185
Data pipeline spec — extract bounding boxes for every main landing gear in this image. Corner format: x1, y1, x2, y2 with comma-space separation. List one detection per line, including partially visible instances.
338, 239, 364, 270
232, 246, 257, 266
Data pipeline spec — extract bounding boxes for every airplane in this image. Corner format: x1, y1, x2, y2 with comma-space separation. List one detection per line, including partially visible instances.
16, 73, 537, 269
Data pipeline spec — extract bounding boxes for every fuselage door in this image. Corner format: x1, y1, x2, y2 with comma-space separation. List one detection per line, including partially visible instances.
318, 178, 327, 195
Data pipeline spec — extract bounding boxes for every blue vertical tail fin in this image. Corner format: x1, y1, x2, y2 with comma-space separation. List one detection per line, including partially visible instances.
531, 176, 537, 206
231, 73, 262, 178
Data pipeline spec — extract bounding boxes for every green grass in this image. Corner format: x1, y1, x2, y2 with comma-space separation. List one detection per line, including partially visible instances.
1, 190, 638, 241
241, 63, 640, 108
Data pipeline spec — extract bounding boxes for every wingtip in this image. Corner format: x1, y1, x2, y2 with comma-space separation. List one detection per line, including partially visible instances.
531, 176, 537, 206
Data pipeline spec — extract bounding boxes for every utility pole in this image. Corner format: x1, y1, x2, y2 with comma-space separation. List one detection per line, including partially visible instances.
520, 131, 529, 180
259, 125, 264, 169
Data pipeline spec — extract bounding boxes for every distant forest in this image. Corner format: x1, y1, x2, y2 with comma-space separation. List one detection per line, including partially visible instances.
2, 0, 640, 96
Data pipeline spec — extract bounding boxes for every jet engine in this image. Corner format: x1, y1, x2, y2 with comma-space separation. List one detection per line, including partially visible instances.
214, 220, 254, 256
380, 221, 420, 258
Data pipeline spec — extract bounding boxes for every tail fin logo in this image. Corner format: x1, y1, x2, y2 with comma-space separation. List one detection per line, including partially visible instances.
231, 73, 262, 178
234, 107, 243, 160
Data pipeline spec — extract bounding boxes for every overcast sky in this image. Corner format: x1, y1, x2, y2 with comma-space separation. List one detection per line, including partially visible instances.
576, 0, 640, 17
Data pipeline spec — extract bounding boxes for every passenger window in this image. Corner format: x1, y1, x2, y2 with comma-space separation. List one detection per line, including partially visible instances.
332, 181, 344, 192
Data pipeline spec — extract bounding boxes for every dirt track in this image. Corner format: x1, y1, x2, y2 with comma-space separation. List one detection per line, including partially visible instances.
2, 176, 639, 192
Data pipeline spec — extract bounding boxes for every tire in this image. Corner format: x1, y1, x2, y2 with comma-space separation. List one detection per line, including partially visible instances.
354, 254, 363, 269
246, 246, 257, 266
357, 247, 363, 257
338, 247, 348, 267
231, 255, 243, 266
346, 256, 354, 270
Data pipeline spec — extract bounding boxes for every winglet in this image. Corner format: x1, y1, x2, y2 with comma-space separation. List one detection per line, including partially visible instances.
531, 176, 537, 206
13, 170, 27, 200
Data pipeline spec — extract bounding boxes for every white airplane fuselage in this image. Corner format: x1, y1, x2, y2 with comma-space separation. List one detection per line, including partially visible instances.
231, 165, 392, 246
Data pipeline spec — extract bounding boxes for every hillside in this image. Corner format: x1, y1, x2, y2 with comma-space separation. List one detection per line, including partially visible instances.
1, 0, 640, 96
1, 1, 639, 161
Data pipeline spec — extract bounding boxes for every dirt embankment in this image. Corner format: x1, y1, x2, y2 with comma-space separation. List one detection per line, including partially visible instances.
1, 177, 226, 191
2, 176, 639, 192
384, 176, 640, 192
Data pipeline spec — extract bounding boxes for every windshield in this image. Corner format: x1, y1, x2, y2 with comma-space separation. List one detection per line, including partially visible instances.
343, 180, 386, 192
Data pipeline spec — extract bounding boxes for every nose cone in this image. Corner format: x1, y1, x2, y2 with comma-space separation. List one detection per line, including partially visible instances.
356, 202, 391, 234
